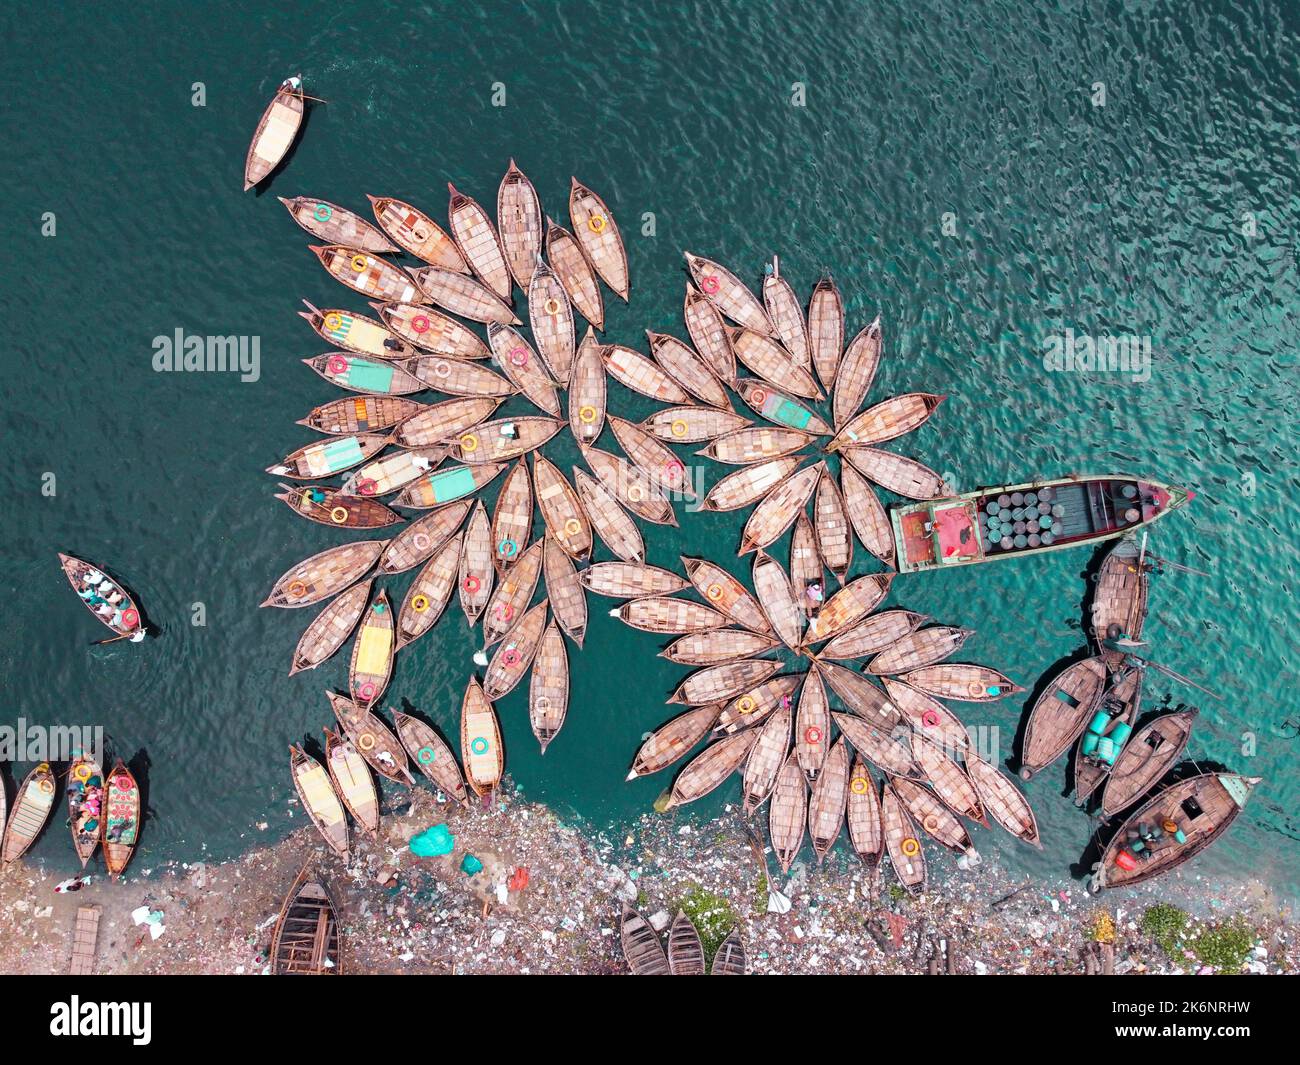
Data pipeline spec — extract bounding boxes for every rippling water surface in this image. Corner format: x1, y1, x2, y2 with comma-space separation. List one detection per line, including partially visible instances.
3, 1, 1296, 894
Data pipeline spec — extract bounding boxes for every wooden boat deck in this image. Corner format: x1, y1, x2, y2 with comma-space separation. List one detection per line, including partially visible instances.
68, 905, 102, 975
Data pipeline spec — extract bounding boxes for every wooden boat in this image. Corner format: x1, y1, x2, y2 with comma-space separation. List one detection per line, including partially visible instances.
892, 475, 1193, 574
667, 910, 705, 975
447, 183, 512, 300
487, 325, 559, 415
1018, 655, 1109, 779
828, 393, 945, 452
915, 738, 985, 822
269, 434, 390, 481
378, 501, 471, 574
458, 502, 495, 624
817, 609, 927, 661
58, 553, 144, 639
795, 668, 831, 778
807, 278, 844, 392
482, 541, 543, 647
739, 462, 824, 554
714, 674, 802, 734
831, 712, 921, 779
752, 552, 802, 649
300, 303, 416, 360
367, 195, 467, 272
395, 397, 501, 448
741, 703, 792, 813
966, 751, 1041, 847
543, 536, 586, 646
529, 258, 576, 383
574, 468, 644, 562
867, 626, 971, 675
700, 426, 813, 464
290, 745, 348, 858
483, 600, 549, 700
67, 752, 104, 867
373, 302, 491, 359
409, 355, 514, 399
298, 395, 422, 435
660, 629, 779, 666
497, 161, 544, 290
647, 331, 731, 409
1074, 667, 1143, 805
891, 776, 973, 854
275, 484, 401, 530
846, 758, 883, 866
324, 727, 379, 834
347, 592, 395, 710
582, 562, 689, 599
244, 76, 302, 190
303, 352, 424, 396
832, 318, 882, 430
645, 406, 749, 444
452, 416, 563, 466
1, 763, 55, 863
393, 462, 507, 509
395, 537, 461, 648
603, 344, 690, 404
271, 866, 341, 974
311, 245, 422, 304
711, 928, 746, 975
582, 446, 677, 526
569, 328, 607, 445
616, 596, 727, 635
628, 705, 721, 780
484, 461, 530, 573
326, 692, 413, 784
681, 557, 771, 633
262, 541, 385, 609
533, 455, 592, 559
818, 661, 896, 726
897, 663, 1021, 702
524, 619, 568, 754
1091, 773, 1260, 891
882, 780, 926, 894
702, 456, 803, 513
836, 463, 895, 566
809, 738, 850, 860
684, 286, 737, 385
608, 417, 695, 500
412, 266, 518, 326
879, 677, 971, 751
291, 580, 373, 675
570, 178, 629, 300
672, 659, 782, 706
393, 710, 470, 807
802, 573, 893, 646
340, 446, 449, 498
1100, 708, 1197, 817
665, 731, 758, 809
814, 468, 852, 583
763, 259, 810, 368
684, 252, 773, 335
621, 905, 670, 975
1090, 534, 1151, 668
728, 326, 821, 399
736, 379, 831, 436
279, 196, 396, 253
789, 514, 822, 619
844, 447, 947, 501
768, 753, 807, 873
546, 218, 604, 329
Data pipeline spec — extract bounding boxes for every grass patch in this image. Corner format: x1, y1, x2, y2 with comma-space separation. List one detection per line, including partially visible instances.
1141, 903, 1257, 972
677, 883, 738, 959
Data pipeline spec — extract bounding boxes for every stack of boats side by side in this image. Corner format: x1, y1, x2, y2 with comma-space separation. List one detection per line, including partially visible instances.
619, 904, 747, 975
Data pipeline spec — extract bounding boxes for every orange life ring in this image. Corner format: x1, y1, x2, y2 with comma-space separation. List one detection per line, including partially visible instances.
750, 388, 767, 405
706, 584, 724, 601
804, 726, 823, 745
287, 580, 308, 599
901, 836, 921, 857
1162, 819, 1179, 834
121, 608, 139, 629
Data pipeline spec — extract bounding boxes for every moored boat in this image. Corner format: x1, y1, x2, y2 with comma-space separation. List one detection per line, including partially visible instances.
646, 331, 731, 410
412, 266, 518, 326
672, 658, 782, 706
393, 710, 470, 807
394, 537, 461, 649
752, 552, 802, 649
262, 540, 386, 608
831, 712, 921, 779
1018, 655, 1109, 780
458, 502, 495, 624
700, 426, 813, 465
741, 703, 793, 813
581, 562, 690, 599
529, 619, 570, 753
739, 462, 823, 553
290, 580, 373, 675
533, 455, 592, 560
340, 446, 449, 498
795, 668, 831, 778
827, 393, 944, 452
347, 592, 395, 710
569, 328, 607, 445
882, 780, 926, 894
299, 302, 416, 360
667, 911, 705, 975
915, 738, 985, 823
298, 395, 420, 435
1073, 666, 1143, 806
890, 776, 973, 854
1, 763, 56, 863
279, 196, 396, 253
802, 573, 893, 646
816, 609, 927, 661
846, 757, 883, 867
813, 468, 852, 583
303, 352, 423, 396
807, 277, 844, 393
326, 692, 413, 784
570, 178, 629, 301
311, 245, 422, 304
684, 285, 737, 385
878, 677, 971, 751
393, 462, 507, 509
728, 326, 821, 400
452, 416, 563, 465
603, 344, 690, 404
543, 536, 587, 646
621, 904, 670, 975
574, 468, 644, 562
67, 752, 104, 868
701, 457, 803, 513
395, 397, 502, 449
684, 252, 773, 335
896, 663, 1021, 702
1090, 534, 1152, 669
844, 447, 947, 500
481, 541, 543, 648
711, 928, 747, 975
528, 258, 576, 383
491, 460, 533, 570
832, 318, 881, 430
627, 704, 720, 779
483, 600, 549, 700
866, 625, 971, 675
838, 464, 895, 566
659, 629, 779, 666
373, 302, 491, 359
664, 730, 758, 808
681, 557, 771, 633
808, 737, 850, 861
768, 752, 807, 873
268, 433, 390, 480
367, 195, 467, 272
736, 379, 831, 436
408, 355, 514, 399
324, 727, 379, 834
608, 416, 696, 500
275, 483, 402, 529
448, 183, 512, 302
488, 324, 560, 415
789, 514, 822, 620
762, 258, 810, 369
714, 674, 802, 734
289, 745, 348, 859
1100, 707, 1197, 817
244, 76, 303, 190
497, 161, 544, 291
271, 866, 341, 974
582, 446, 678, 527
645, 406, 750, 444
546, 218, 604, 329
616, 596, 727, 635
966, 751, 1041, 847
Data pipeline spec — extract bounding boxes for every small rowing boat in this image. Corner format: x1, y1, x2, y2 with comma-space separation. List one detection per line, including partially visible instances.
570, 178, 629, 300
684, 285, 737, 385
814, 468, 852, 583
395, 397, 502, 449
684, 252, 772, 335
895, 663, 1021, 702
769, 752, 807, 873
393, 710, 470, 807
616, 596, 727, 635
574, 468, 644, 562
303, 353, 423, 396
966, 751, 1040, 847
837, 464, 895, 566
752, 552, 802, 649
736, 380, 831, 436
412, 266, 518, 326
866, 625, 971, 675
846, 758, 882, 866
1100, 707, 1197, 817
816, 609, 927, 661
290, 580, 372, 676
646, 331, 731, 410
711, 928, 746, 976
529, 618, 570, 753
659, 629, 778, 666
569, 328, 607, 445
892, 476, 1193, 574
1074, 666, 1143, 806
58, 553, 145, 640
891, 776, 973, 854
324, 727, 379, 834
326, 692, 413, 784
448, 183, 512, 302
699, 426, 813, 464
818, 661, 895, 725
458, 502, 495, 624
484, 600, 549, 699
67, 752, 104, 867
244, 76, 302, 191
739, 462, 823, 554
373, 302, 491, 359
608, 417, 696, 499
645, 406, 750, 443
807, 278, 844, 392
394, 536, 461, 648
628, 704, 720, 779
409, 356, 514, 399
275, 483, 401, 529
546, 218, 604, 329
543, 535, 587, 646
790, 514, 821, 619
1018, 655, 1109, 780
452, 416, 563, 465
664, 730, 758, 809
340, 446, 449, 498
461, 678, 504, 798
701, 456, 803, 513
269, 434, 390, 480
879, 677, 971, 751
808, 738, 850, 861
827, 393, 944, 452
262, 541, 385, 609
667, 911, 705, 975
298, 395, 421, 435
714, 674, 802, 733
882, 780, 926, 894
498, 161, 544, 290
347, 592, 395, 710
481, 541, 543, 648
367, 195, 467, 272
603, 344, 691, 404
1, 763, 55, 863
533, 455, 592, 560
915, 738, 985, 822
803, 573, 892, 646
300, 302, 416, 360
831, 712, 921, 779
741, 703, 792, 813
621, 905, 670, 975
529, 258, 576, 383
582, 445, 677, 526
491, 460, 533, 570
728, 326, 821, 400
763, 258, 810, 369
289, 745, 348, 859
311, 245, 422, 304
488, 324, 560, 415
581, 561, 689, 599
672, 658, 782, 706
832, 318, 881, 430
393, 462, 507, 509
1090, 534, 1151, 669
795, 668, 831, 778
279, 196, 396, 253
681, 557, 771, 633
843, 447, 946, 500
271, 866, 341, 974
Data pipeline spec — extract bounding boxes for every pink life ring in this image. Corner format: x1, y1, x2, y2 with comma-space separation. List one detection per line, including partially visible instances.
463, 575, 481, 593
750, 387, 767, 405
700, 275, 720, 294
356, 478, 378, 496
121, 608, 139, 629
327, 355, 349, 375
508, 346, 529, 367
804, 726, 822, 745
411, 314, 430, 333
663, 458, 684, 481
411, 532, 431, 552
502, 648, 520, 666
496, 603, 514, 622
358, 682, 376, 700
921, 709, 941, 728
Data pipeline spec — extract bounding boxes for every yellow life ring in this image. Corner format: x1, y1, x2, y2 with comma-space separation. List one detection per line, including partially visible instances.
901, 836, 921, 857
460, 433, 479, 452
350, 254, 368, 273
670, 419, 688, 438
706, 584, 724, 601
563, 518, 582, 537
324, 312, 343, 331
587, 214, 607, 234
74, 763, 93, 783
38, 777, 55, 794
287, 579, 308, 599
850, 776, 869, 795
578, 405, 597, 424
737, 695, 756, 714
411, 594, 430, 613
544, 297, 562, 315
330, 506, 349, 524
358, 732, 376, 751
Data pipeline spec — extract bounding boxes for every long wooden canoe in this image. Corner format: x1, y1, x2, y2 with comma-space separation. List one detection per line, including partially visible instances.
461, 678, 504, 798
543, 536, 587, 646
393, 462, 506, 509
763, 260, 810, 369
1090, 534, 1151, 669
291, 580, 373, 675
879, 677, 971, 751
741, 703, 792, 814
340, 446, 449, 498
569, 328, 607, 445
866, 626, 972, 675
627, 704, 720, 779
326, 692, 413, 784
582, 446, 678, 526
603, 344, 690, 404
616, 596, 727, 634
298, 395, 421, 435
808, 738, 850, 860
378, 500, 471, 574
807, 277, 844, 393
891, 776, 973, 854
828, 393, 945, 452
818, 661, 897, 726
621, 905, 670, 975
529, 257, 576, 383
275, 484, 402, 530
795, 668, 831, 778
768, 752, 807, 873
608, 417, 695, 500
483, 599, 549, 699
714, 674, 803, 733
279, 196, 396, 253
1018, 655, 1109, 780
67, 752, 104, 868
966, 751, 1041, 847
647, 331, 731, 409
882, 780, 926, 894
664, 730, 758, 809
789, 513, 822, 619
498, 161, 544, 290
659, 629, 779, 666
684, 252, 773, 335
395, 397, 502, 448
681, 557, 772, 633
574, 467, 644, 562
736, 379, 831, 436
701, 457, 803, 513
367, 195, 467, 271
324, 728, 379, 834
1074, 666, 1143, 806
581, 562, 689, 599
263, 541, 386, 608
728, 326, 821, 399
58, 553, 145, 639
303, 353, 423, 396
311, 245, 422, 304
1099, 707, 1197, 817
814, 467, 852, 583
831, 712, 921, 779
711, 928, 746, 976
570, 178, 629, 301
1, 763, 56, 863
529, 619, 570, 753
646, 406, 750, 444
667, 910, 706, 975
482, 540, 543, 648
840, 463, 895, 567
347, 592, 395, 710
448, 183, 512, 302
671, 658, 782, 706
488, 324, 560, 415
752, 552, 802, 649
843, 446, 948, 500
684, 285, 737, 385
412, 266, 518, 325
803, 573, 893, 646
452, 415, 563, 465
271, 866, 341, 974
394, 537, 461, 649
546, 218, 604, 329
244, 76, 302, 190
816, 609, 927, 661
846, 758, 883, 867
897, 663, 1022, 702
289, 745, 348, 859
457, 501, 496, 624
700, 426, 814, 464
739, 462, 823, 553
393, 710, 470, 807
269, 434, 390, 480
489, 460, 532, 573
300, 302, 416, 360
833, 317, 882, 430
915, 738, 985, 822
533, 455, 592, 559
373, 302, 491, 359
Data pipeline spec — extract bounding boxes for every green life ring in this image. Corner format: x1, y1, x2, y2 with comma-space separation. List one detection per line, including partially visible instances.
418, 746, 437, 764
471, 736, 490, 755
314, 203, 332, 222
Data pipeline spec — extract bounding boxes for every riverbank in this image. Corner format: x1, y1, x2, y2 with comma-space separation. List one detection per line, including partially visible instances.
0, 783, 1293, 975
